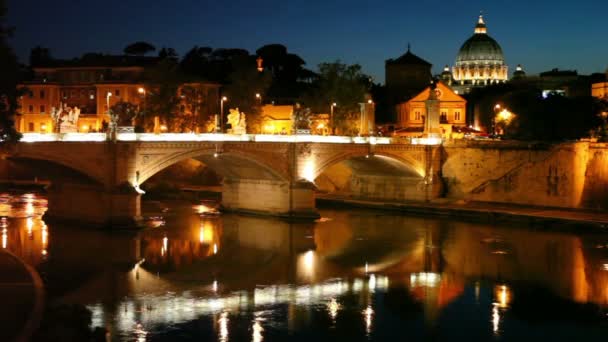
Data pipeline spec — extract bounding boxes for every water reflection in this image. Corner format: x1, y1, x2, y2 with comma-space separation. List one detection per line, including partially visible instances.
1, 193, 608, 340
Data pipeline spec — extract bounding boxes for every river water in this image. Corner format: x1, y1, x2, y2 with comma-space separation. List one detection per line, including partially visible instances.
2, 192, 608, 341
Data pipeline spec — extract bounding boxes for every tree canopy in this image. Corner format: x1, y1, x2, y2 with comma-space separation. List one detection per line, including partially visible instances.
0, 0, 22, 145
124, 41, 156, 56
300, 61, 371, 135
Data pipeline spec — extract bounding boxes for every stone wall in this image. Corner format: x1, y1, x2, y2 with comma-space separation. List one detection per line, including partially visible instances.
442, 141, 608, 209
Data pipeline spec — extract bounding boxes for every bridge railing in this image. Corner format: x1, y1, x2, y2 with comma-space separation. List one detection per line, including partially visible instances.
19, 133, 395, 144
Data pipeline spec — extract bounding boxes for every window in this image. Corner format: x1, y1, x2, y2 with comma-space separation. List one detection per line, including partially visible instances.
414, 111, 421, 121
29, 91, 34, 98
440, 111, 447, 123
28, 122, 34, 131
114, 89, 120, 97
455, 111, 461, 121
40, 105, 45, 113
40, 90, 45, 99
28, 105, 33, 113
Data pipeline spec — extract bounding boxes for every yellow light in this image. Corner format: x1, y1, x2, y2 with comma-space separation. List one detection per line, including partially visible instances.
160, 125, 168, 131
363, 305, 373, 333
252, 318, 264, 342
302, 158, 316, 182
41, 124, 47, 130
327, 298, 340, 320
498, 109, 513, 122
316, 123, 325, 129
219, 311, 229, 342
138, 87, 145, 94
213, 243, 218, 254
494, 284, 511, 308
222, 96, 227, 102
255, 93, 261, 99
367, 99, 373, 104
161, 236, 168, 256
81, 125, 89, 132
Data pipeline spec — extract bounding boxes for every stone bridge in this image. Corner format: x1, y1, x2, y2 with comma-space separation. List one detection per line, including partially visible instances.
10, 133, 443, 227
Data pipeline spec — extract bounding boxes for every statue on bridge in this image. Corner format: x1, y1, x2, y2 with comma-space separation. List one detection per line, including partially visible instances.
292, 103, 312, 134
51, 103, 80, 133
227, 108, 247, 134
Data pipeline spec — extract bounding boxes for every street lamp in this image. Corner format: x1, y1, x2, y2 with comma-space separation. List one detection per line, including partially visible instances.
492, 104, 501, 135
138, 87, 146, 132
219, 96, 227, 133
330, 102, 337, 135
255, 93, 261, 106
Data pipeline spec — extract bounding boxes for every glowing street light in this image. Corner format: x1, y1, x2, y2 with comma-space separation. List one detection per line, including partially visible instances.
138, 87, 146, 132
255, 93, 261, 106
218, 96, 228, 133
330, 102, 337, 135
106, 92, 112, 114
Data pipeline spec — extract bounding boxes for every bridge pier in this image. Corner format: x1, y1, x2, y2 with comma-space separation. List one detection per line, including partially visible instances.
221, 178, 319, 219
44, 182, 142, 228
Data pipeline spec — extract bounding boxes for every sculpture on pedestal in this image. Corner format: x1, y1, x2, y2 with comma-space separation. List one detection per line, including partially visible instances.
292, 104, 312, 134
227, 108, 247, 134
51, 103, 80, 133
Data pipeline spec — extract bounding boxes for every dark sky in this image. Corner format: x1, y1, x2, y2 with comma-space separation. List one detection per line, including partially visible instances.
7, 0, 608, 83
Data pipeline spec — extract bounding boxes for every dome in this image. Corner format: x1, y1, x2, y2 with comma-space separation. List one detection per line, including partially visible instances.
456, 34, 504, 65
455, 15, 505, 65
452, 14, 508, 89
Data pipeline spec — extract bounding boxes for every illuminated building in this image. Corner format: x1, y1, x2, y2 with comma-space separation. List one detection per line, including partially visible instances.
385, 47, 433, 118
451, 14, 508, 94
260, 104, 294, 134
396, 81, 466, 137
17, 55, 219, 133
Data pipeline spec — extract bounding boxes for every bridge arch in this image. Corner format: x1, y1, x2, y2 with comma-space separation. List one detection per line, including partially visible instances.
7, 154, 106, 186
137, 147, 288, 185
311, 151, 425, 181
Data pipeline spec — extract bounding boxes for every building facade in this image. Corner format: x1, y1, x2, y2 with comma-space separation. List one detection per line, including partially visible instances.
396, 81, 466, 136
18, 56, 220, 133
385, 48, 433, 118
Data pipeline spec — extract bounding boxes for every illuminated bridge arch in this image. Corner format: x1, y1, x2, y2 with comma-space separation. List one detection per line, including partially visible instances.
311, 151, 425, 181
137, 147, 289, 185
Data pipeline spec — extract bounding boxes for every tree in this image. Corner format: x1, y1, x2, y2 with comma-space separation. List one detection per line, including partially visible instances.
178, 84, 210, 132
223, 56, 272, 133
158, 47, 178, 62
110, 101, 141, 126
301, 61, 371, 135
143, 60, 182, 131
256, 44, 314, 101
123, 41, 156, 56
0, 0, 22, 146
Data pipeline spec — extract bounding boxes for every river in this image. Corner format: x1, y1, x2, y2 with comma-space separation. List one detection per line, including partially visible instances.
2, 192, 608, 341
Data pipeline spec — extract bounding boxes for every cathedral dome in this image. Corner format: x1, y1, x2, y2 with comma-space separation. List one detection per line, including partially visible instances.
456, 33, 505, 65
452, 14, 508, 89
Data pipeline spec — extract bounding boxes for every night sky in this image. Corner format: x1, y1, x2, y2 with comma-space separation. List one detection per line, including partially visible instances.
7, 0, 608, 83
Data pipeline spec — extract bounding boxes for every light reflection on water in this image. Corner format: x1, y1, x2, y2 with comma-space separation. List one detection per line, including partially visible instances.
2, 193, 608, 340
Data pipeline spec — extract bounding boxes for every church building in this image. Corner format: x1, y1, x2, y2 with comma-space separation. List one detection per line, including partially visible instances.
451, 14, 508, 94
396, 81, 467, 136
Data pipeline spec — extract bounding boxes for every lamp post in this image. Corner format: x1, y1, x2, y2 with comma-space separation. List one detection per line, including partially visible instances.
106, 91, 115, 140
138, 87, 146, 132
219, 96, 227, 133
330, 102, 337, 135
493, 104, 501, 136
255, 93, 262, 106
